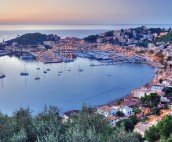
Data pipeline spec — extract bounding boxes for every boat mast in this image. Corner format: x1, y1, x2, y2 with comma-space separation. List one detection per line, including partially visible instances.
1, 65, 2, 74
24, 63, 26, 73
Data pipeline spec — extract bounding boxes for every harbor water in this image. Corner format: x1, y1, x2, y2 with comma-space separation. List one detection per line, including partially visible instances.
0, 55, 154, 114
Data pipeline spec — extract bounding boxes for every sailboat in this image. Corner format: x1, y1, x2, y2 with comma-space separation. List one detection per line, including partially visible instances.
0, 65, 5, 79
20, 64, 29, 76
78, 65, 83, 72
35, 76, 40, 80
36, 62, 40, 70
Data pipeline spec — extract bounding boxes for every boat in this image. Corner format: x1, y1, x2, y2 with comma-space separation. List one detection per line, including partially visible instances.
90, 64, 95, 67
78, 65, 83, 72
58, 71, 63, 73
20, 72, 29, 76
47, 69, 51, 71
43, 71, 47, 74
58, 74, 61, 76
20, 64, 29, 76
35, 77, 40, 80
106, 74, 112, 77
0, 74, 5, 79
0, 65, 5, 79
36, 62, 40, 70
35, 69, 40, 80
78, 69, 83, 72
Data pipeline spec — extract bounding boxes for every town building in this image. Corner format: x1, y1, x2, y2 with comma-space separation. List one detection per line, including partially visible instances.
97, 106, 117, 117
120, 106, 133, 116
63, 110, 80, 122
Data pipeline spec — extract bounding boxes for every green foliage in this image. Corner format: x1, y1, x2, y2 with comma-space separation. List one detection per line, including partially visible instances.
163, 87, 172, 97
116, 115, 139, 131
157, 115, 172, 138
15, 33, 56, 46
159, 78, 163, 84
156, 51, 164, 59
84, 35, 99, 43
169, 64, 172, 69
149, 28, 162, 35
104, 31, 114, 37
138, 39, 150, 47
151, 107, 161, 115
167, 56, 172, 61
133, 107, 141, 114
155, 32, 172, 42
145, 125, 160, 142
141, 93, 160, 108
116, 111, 125, 117
145, 115, 172, 142
136, 50, 146, 54
117, 99, 122, 105
140, 116, 149, 122
148, 50, 154, 54
0, 105, 143, 142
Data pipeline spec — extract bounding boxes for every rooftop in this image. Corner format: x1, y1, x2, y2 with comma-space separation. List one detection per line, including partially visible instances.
64, 110, 80, 117
98, 106, 113, 112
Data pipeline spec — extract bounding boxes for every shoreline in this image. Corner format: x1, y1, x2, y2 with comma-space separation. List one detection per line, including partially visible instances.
0, 53, 163, 114
95, 60, 161, 109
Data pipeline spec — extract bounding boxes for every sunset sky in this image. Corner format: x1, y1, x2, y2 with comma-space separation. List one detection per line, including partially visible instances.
0, 0, 172, 25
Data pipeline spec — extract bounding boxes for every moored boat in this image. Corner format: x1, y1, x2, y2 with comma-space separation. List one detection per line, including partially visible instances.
0, 65, 5, 79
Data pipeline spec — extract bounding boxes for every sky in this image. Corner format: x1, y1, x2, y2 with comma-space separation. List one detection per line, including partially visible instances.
0, 0, 172, 25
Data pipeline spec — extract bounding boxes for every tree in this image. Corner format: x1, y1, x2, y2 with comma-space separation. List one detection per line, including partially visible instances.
159, 78, 163, 84
133, 107, 141, 114
151, 107, 160, 115
145, 125, 160, 142
0, 105, 143, 142
141, 93, 160, 108
156, 51, 164, 59
116, 116, 139, 131
145, 115, 172, 142
148, 50, 154, 54
157, 115, 172, 138
84, 35, 99, 43
116, 111, 125, 117
104, 31, 114, 37
167, 56, 172, 61
169, 64, 172, 70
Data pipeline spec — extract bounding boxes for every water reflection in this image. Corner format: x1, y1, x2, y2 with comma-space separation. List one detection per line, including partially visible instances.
0, 55, 154, 114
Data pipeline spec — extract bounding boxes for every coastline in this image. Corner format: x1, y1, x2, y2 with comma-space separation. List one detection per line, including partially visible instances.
96, 60, 161, 109
0, 52, 159, 113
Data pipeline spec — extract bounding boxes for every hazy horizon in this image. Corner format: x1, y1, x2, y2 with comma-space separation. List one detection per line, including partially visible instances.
0, 24, 172, 31
0, 0, 172, 25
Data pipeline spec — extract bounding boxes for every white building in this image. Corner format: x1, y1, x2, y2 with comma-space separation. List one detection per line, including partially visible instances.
63, 110, 80, 122
151, 85, 164, 92
107, 115, 119, 126
120, 106, 133, 116
44, 41, 55, 46
134, 123, 151, 137
148, 43, 155, 49
133, 87, 151, 98
97, 106, 117, 117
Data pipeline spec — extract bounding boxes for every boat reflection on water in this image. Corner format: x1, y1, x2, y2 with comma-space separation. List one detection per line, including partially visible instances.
0, 65, 5, 79
20, 64, 29, 76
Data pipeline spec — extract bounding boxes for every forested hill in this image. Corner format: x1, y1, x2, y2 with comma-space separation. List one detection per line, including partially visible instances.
6, 33, 58, 46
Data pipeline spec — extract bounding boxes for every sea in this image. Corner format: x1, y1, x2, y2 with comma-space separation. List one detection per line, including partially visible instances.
0, 24, 172, 42
0, 24, 166, 114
